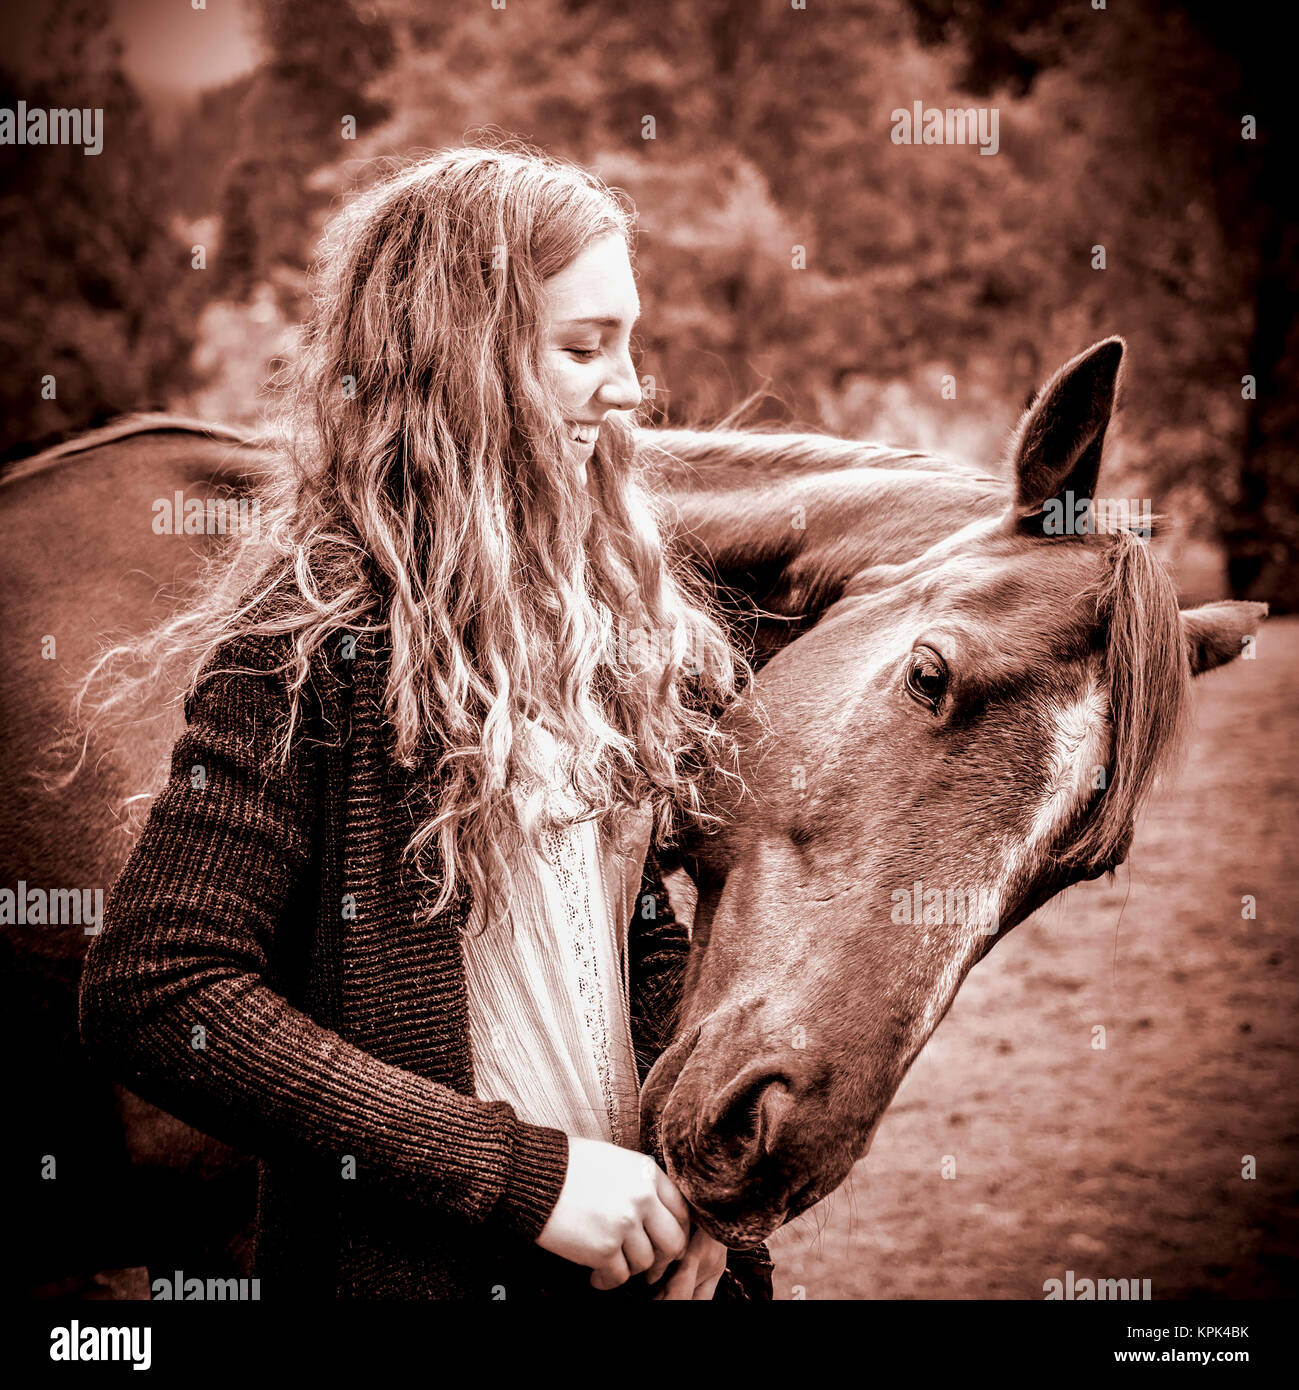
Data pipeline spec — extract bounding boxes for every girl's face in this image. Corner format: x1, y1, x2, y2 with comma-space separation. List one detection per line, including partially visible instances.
539, 232, 643, 486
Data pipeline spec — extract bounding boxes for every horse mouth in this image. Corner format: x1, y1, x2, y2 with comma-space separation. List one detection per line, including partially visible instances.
670, 1172, 793, 1249
785, 1178, 826, 1220
671, 1168, 826, 1248
644, 1015, 826, 1242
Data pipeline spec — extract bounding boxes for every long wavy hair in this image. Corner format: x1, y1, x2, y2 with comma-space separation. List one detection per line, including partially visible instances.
60, 143, 755, 937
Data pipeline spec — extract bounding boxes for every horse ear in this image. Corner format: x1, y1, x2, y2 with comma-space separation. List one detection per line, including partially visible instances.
1180, 600, 1268, 675
1006, 336, 1125, 525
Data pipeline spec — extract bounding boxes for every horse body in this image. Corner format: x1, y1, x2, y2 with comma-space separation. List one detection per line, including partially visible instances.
1, 341, 1266, 1284
1, 423, 281, 1286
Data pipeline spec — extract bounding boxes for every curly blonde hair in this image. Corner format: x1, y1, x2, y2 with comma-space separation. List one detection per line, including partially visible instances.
58, 142, 754, 938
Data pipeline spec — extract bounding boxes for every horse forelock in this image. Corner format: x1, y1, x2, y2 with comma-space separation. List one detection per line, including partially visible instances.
1057, 527, 1191, 872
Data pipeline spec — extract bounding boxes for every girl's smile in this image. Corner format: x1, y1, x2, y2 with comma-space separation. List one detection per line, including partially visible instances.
541, 231, 642, 481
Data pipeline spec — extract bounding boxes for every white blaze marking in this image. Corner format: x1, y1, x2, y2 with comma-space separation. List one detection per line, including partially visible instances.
1027, 676, 1110, 853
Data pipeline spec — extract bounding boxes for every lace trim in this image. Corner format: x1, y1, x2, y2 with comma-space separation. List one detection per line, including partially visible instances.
519, 719, 629, 1145
540, 819, 624, 1143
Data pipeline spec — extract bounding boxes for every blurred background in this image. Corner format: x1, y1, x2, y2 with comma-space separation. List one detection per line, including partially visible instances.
1, 0, 1295, 607
2, 0, 1295, 1301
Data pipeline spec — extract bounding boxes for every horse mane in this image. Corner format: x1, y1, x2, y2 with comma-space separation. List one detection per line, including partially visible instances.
636, 425, 1000, 492
1062, 526, 1193, 871
637, 428, 1009, 637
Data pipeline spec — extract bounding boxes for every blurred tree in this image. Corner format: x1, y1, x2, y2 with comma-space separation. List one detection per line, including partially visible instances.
6, 0, 1288, 605
904, 0, 1297, 607
0, 0, 203, 453
211, 0, 396, 304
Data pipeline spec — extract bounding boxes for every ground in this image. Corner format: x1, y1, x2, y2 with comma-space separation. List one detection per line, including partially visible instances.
765, 616, 1299, 1299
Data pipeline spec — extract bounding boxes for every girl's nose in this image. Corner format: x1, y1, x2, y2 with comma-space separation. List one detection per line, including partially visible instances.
596, 349, 643, 411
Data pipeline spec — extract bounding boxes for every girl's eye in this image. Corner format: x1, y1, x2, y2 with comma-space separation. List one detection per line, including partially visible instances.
564, 347, 599, 361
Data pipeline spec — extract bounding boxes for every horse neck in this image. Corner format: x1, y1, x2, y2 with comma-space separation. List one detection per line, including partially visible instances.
661, 459, 1007, 667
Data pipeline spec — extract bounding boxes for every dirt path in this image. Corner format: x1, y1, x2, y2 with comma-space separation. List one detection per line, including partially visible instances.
767, 616, 1299, 1299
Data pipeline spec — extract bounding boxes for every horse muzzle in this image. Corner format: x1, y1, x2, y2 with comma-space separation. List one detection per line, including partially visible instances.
641, 1011, 853, 1248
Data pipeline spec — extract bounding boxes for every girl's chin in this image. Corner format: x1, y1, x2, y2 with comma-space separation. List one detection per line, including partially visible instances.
565, 439, 595, 484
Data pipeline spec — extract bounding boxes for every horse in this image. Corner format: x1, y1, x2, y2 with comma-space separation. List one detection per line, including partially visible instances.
0, 418, 278, 1293
0, 338, 1262, 1289
639, 337, 1266, 1247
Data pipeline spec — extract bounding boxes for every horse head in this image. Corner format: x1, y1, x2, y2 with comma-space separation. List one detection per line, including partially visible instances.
642, 337, 1267, 1247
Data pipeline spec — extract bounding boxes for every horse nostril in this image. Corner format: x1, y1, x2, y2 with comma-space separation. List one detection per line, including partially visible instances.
707, 1071, 793, 1163
756, 1080, 795, 1155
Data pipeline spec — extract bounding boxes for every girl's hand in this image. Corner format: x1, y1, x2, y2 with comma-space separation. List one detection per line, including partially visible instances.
535, 1136, 690, 1289
651, 1223, 729, 1300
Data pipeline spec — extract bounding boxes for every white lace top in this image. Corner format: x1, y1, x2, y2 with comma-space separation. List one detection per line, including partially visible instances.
461, 716, 653, 1149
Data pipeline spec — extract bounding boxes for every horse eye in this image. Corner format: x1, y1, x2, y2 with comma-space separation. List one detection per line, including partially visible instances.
905, 646, 948, 711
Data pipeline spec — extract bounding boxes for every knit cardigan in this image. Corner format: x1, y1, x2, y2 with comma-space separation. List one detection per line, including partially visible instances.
78, 614, 773, 1300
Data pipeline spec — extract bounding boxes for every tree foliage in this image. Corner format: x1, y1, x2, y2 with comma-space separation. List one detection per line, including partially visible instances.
3, 0, 1292, 602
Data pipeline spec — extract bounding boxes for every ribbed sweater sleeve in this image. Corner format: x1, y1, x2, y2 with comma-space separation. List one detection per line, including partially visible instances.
77, 635, 570, 1242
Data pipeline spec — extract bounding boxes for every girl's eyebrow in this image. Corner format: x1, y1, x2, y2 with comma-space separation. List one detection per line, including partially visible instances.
556, 312, 641, 329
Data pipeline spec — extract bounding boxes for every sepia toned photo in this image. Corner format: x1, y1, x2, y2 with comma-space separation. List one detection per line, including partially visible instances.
2, 0, 1292, 1364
